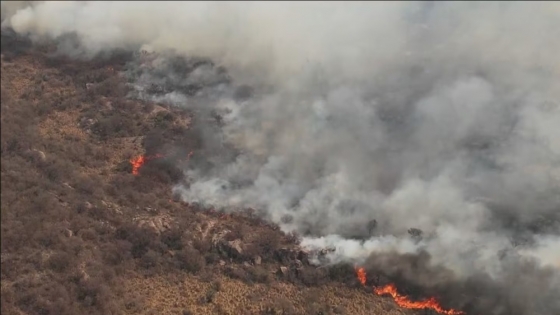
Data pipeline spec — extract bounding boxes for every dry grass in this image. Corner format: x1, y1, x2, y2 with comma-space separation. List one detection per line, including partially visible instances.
123, 273, 409, 315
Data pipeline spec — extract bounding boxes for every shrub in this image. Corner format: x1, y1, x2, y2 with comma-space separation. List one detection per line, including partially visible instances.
327, 263, 355, 284
47, 251, 73, 273
139, 250, 161, 270
176, 247, 205, 273
101, 241, 131, 266
248, 266, 273, 284
298, 267, 326, 286
245, 229, 281, 260
115, 224, 156, 258
160, 228, 183, 250
225, 267, 249, 282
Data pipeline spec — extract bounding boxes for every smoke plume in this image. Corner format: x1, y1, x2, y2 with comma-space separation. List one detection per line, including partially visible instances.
3, 1, 560, 314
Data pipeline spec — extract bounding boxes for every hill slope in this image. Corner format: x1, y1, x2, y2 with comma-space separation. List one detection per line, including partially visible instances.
0, 31, 413, 315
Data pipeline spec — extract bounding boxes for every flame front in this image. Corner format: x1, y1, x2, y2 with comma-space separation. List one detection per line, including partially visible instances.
130, 153, 164, 175
130, 155, 146, 175
354, 267, 464, 315
129, 151, 193, 175
355, 267, 366, 286
374, 284, 465, 315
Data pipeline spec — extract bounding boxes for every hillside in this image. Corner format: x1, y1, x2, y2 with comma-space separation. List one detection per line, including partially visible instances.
0, 31, 418, 315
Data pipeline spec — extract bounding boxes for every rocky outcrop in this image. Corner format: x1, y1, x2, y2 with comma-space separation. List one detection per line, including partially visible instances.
134, 214, 173, 235
275, 247, 309, 266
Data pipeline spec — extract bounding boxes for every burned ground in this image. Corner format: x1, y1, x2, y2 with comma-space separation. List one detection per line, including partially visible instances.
0, 31, 422, 315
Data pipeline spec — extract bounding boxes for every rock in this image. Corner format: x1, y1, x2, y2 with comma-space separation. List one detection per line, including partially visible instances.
106, 101, 113, 110
33, 149, 46, 161
243, 262, 252, 268
297, 249, 310, 265
145, 207, 158, 213
227, 239, 244, 257
84, 201, 93, 210
219, 260, 226, 266
25, 149, 46, 162
63, 229, 73, 237
275, 248, 294, 264
276, 247, 310, 265
211, 229, 231, 245
279, 266, 289, 275
135, 215, 173, 235
85, 83, 94, 90
254, 255, 262, 265
212, 231, 247, 259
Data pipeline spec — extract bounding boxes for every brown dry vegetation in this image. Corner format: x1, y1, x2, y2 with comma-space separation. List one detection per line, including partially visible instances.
0, 31, 414, 315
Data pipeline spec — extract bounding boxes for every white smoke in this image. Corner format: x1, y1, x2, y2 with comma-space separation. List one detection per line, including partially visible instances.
4, 0, 560, 297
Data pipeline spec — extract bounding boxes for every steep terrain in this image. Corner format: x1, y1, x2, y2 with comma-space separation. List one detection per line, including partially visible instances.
0, 31, 417, 315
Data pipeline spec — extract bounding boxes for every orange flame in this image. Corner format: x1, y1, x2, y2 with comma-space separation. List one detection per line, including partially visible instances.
354, 266, 464, 315
374, 284, 465, 315
129, 153, 164, 175
355, 267, 367, 286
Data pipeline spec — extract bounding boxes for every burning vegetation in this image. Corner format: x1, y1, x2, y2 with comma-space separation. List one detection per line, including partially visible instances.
355, 267, 465, 315
130, 151, 193, 176
373, 284, 464, 315
130, 154, 164, 175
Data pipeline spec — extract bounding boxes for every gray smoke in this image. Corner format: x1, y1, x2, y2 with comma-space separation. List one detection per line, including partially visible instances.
3, 2, 560, 314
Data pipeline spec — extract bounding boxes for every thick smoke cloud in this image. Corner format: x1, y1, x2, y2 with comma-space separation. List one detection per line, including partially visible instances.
3, 1, 560, 314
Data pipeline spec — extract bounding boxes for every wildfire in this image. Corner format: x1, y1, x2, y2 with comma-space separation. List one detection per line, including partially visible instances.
354, 267, 464, 315
129, 151, 194, 175
374, 284, 465, 315
129, 153, 164, 175
355, 267, 367, 286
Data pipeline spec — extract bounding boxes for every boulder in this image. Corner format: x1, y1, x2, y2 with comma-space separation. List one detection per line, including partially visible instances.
63, 229, 73, 238
279, 266, 289, 276
25, 149, 46, 163
135, 215, 173, 235
226, 239, 244, 257
275, 247, 310, 266
213, 235, 245, 259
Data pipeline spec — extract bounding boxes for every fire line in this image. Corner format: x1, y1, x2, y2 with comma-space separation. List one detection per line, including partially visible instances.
354, 267, 465, 315
355, 266, 367, 286
129, 153, 164, 175
129, 151, 194, 175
